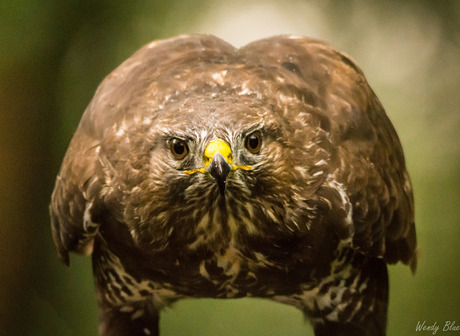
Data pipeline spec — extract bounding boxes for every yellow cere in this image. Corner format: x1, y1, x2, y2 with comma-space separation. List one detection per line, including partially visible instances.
184, 139, 252, 175
204, 140, 232, 164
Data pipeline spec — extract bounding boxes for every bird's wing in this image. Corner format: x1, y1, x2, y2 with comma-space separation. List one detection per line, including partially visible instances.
50, 131, 103, 265
242, 36, 417, 270
50, 34, 236, 265
323, 46, 417, 271
296, 38, 417, 270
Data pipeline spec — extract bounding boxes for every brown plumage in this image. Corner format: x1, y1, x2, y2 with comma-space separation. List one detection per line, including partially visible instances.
50, 34, 417, 336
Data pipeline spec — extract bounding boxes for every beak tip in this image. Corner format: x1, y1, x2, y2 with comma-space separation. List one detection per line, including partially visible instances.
208, 153, 231, 194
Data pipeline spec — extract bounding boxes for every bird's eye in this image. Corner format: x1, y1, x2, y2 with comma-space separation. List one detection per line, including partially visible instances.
170, 138, 188, 159
245, 132, 262, 154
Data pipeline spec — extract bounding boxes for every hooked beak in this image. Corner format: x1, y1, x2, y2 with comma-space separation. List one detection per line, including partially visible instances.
184, 139, 251, 196
207, 152, 231, 195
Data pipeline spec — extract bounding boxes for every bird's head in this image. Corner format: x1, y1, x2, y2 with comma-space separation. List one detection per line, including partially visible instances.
145, 94, 285, 200
88, 35, 336, 252
112, 90, 326, 252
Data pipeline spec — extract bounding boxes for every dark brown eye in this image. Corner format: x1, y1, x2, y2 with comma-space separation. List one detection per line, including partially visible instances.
170, 138, 188, 159
245, 132, 262, 154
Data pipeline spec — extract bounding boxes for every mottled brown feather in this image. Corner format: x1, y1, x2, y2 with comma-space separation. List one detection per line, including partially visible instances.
50, 34, 417, 336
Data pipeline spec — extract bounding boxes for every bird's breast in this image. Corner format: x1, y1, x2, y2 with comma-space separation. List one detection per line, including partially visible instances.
96, 188, 342, 304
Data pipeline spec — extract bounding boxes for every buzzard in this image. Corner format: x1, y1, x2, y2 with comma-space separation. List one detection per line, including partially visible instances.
50, 34, 417, 336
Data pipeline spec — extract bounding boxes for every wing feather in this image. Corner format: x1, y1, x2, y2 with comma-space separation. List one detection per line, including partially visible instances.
243, 36, 417, 269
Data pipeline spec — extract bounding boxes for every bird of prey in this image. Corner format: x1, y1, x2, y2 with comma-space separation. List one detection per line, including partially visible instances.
50, 34, 417, 336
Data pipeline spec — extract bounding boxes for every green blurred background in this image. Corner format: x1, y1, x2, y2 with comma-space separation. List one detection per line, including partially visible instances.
1, 0, 459, 335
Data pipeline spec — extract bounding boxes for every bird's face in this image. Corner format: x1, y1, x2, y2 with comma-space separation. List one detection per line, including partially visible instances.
153, 95, 284, 201
122, 93, 317, 252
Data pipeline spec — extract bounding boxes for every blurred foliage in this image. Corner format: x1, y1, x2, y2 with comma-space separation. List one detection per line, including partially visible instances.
0, 0, 459, 335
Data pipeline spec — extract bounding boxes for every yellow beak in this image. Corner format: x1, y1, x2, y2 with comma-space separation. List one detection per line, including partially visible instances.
204, 139, 233, 165
184, 139, 251, 175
